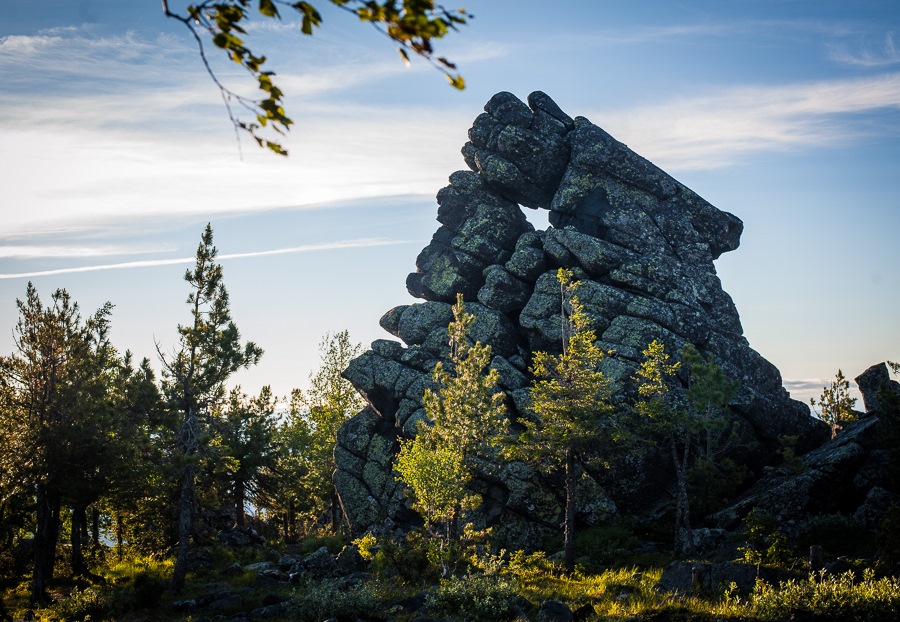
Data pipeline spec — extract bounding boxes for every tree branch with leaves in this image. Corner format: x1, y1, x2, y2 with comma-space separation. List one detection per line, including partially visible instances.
162, 0, 470, 155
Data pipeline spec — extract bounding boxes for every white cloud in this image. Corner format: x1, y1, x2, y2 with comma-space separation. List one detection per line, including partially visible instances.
0, 244, 174, 259
0, 238, 403, 280
595, 73, 900, 170
828, 32, 900, 68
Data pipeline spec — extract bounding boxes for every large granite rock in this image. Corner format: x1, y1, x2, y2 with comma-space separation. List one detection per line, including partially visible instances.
335, 92, 829, 544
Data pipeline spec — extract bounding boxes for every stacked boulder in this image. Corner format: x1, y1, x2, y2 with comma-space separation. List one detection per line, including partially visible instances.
336, 92, 829, 544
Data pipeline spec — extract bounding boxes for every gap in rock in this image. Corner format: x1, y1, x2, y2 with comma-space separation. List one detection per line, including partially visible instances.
522, 205, 551, 231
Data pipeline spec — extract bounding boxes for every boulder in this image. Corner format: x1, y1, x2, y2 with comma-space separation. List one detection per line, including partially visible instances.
336, 91, 830, 545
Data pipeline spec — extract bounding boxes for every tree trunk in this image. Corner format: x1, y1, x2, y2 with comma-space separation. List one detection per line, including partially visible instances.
171, 461, 196, 593
563, 447, 576, 573
235, 476, 245, 528
671, 432, 694, 556
71, 505, 88, 576
330, 488, 340, 534
287, 498, 296, 544
91, 507, 100, 550
32, 487, 61, 605
116, 512, 124, 561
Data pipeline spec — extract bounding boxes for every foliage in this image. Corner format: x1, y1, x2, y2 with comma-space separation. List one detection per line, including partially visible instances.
396, 293, 505, 540
745, 569, 900, 622
158, 223, 263, 592
289, 330, 364, 531
634, 340, 739, 556
425, 573, 522, 622
212, 385, 280, 528
737, 507, 794, 569
573, 521, 641, 569
291, 577, 381, 622
162, 0, 470, 155
511, 268, 615, 571
0, 283, 119, 602
810, 369, 858, 438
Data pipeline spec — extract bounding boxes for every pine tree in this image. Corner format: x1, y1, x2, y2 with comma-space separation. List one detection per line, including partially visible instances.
159, 224, 262, 593
810, 369, 857, 439
214, 386, 279, 528
513, 269, 614, 572
635, 341, 738, 556
0, 284, 116, 603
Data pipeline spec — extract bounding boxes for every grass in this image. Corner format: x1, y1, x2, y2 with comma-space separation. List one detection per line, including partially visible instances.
3, 535, 900, 621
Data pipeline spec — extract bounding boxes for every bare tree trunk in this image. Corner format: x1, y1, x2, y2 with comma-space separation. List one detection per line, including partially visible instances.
330, 488, 340, 534
32, 487, 61, 605
71, 505, 88, 576
91, 507, 100, 551
563, 447, 576, 573
235, 476, 245, 528
671, 432, 694, 556
171, 461, 196, 593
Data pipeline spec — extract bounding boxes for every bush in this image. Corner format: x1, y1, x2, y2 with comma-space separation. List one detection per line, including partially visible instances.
747, 570, 900, 622
426, 573, 523, 622
292, 578, 380, 622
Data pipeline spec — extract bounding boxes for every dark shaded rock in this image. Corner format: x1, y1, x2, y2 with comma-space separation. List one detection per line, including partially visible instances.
335, 91, 830, 543
251, 601, 292, 619
538, 599, 573, 622
335, 544, 367, 574
855, 362, 900, 414
479, 265, 531, 313
712, 416, 890, 536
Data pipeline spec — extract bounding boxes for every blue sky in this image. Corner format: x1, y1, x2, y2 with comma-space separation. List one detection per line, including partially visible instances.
1, 0, 899, 406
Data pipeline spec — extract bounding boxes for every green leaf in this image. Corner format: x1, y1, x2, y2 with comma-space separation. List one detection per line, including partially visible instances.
259, 0, 280, 18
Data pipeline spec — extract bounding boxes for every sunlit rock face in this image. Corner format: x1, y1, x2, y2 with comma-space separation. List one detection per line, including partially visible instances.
335, 91, 828, 545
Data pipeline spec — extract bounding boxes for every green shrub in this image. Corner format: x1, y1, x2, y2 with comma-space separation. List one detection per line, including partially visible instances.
747, 569, 900, 622
426, 573, 522, 622
47, 586, 109, 621
738, 507, 795, 568
292, 578, 379, 622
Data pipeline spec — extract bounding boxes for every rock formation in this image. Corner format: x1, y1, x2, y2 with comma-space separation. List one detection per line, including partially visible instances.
335, 91, 829, 544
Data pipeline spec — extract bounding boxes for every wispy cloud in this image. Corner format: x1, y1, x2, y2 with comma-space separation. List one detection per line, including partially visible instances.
0, 238, 404, 280
828, 32, 900, 68
596, 72, 900, 169
0, 244, 174, 260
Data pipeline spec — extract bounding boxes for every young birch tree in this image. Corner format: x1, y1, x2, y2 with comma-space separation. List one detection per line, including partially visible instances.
395, 293, 506, 543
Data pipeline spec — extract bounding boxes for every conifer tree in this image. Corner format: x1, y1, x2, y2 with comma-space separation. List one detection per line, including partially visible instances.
513, 269, 614, 572
810, 369, 857, 438
0, 284, 116, 603
159, 224, 262, 593
214, 386, 279, 528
